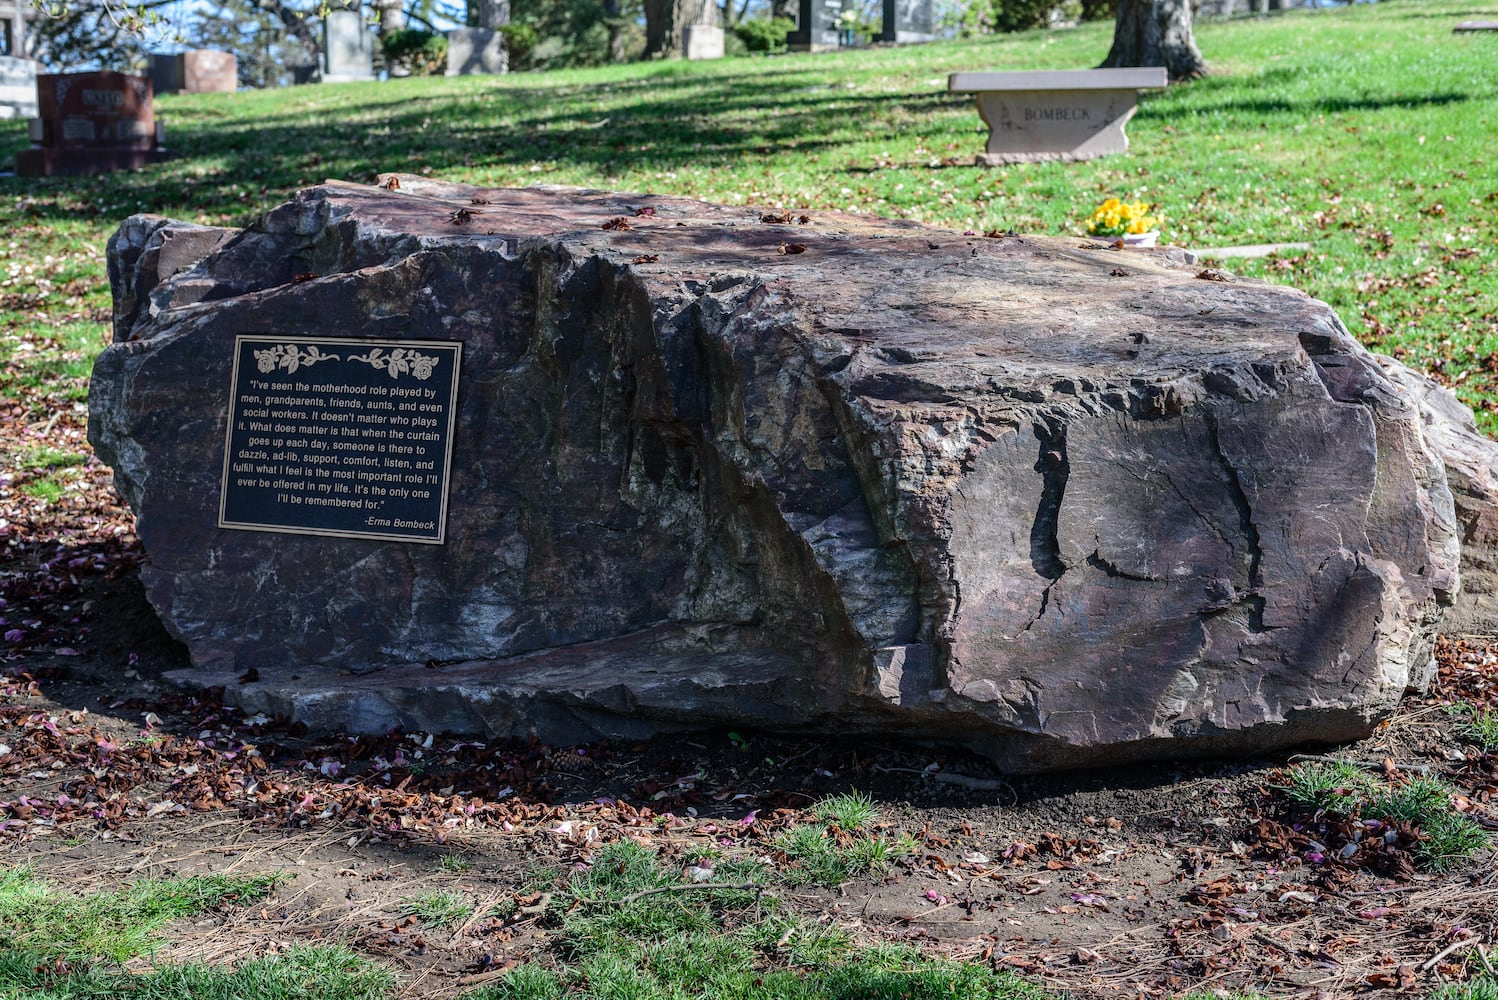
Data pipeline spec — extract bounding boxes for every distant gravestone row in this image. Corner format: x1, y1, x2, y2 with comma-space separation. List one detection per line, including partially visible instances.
788, 0, 933, 50
150, 50, 237, 94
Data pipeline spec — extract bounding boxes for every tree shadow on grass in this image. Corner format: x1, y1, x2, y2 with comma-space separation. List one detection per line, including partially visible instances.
0, 71, 972, 231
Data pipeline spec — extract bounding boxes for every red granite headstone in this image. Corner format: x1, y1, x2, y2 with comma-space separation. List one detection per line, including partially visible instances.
18, 70, 170, 177
181, 50, 237, 93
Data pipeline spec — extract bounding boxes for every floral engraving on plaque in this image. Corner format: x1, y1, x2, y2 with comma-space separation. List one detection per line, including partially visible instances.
252, 343, 342, 374
347, 347, 439, 380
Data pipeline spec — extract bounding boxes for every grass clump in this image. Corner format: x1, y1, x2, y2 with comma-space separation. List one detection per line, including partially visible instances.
436, 853, 474, 874
399, 889, 474, 927
1453, 703, 1498, 753
0, 866, 288, 964
810, 791, 878, 830
1415, 810, 1491, 873
1434, 976, 1498, 1000
20, 477, 65, 503
0, 942, 394, 1000
468, 840, 1050, 1000
1272, 764, 1489, 871
0, 867, 390, 999
1272, 760, 1374, 816
19, 445, 86, 471
770, 792, 917, 887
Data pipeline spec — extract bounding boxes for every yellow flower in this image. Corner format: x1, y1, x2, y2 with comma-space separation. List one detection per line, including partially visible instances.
1085, 197, 1162, 237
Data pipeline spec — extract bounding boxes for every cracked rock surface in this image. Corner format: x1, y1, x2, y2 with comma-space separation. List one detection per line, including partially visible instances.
89, 177, 1462, 770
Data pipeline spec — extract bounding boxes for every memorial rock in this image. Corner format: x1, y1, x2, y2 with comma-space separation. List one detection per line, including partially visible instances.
1377, 357, 1498, 634
90, 178, 1464, 770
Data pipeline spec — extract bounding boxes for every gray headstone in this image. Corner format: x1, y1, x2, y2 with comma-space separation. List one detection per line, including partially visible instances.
321, 10, 373, 83
444, 27, 507, 76
0, 54, 37, 119
879, 0, 934, 43
787, 0, 843, 50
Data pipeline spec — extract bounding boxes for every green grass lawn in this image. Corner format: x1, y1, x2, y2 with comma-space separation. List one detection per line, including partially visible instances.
2, 0, 1496, 428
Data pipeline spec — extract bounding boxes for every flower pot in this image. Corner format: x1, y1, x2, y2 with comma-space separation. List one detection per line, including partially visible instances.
1122, 230, 1160, 248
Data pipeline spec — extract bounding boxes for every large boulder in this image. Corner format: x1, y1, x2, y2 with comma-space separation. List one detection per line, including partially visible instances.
89, 177, 1462, 770
1377, 357, 1498, 634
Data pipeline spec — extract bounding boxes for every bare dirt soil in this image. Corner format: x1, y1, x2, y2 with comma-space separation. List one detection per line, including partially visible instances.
1, 408, 1496, 999
0, 570, 1493, 998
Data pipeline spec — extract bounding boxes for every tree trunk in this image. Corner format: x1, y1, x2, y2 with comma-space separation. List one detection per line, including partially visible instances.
604, 0, 628, 61
474, 0, 511, 28
1100, 0, 1207, 81
642, 0, 687, 57
375, 0, 405, 34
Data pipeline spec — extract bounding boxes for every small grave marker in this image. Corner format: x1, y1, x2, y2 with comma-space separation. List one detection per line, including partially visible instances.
184, 50, 238, 92
683, 25, 725, 59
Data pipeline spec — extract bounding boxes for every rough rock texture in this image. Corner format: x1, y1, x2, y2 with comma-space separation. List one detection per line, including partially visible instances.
90, 177, 1463, 770
1378, 357, 1498, 634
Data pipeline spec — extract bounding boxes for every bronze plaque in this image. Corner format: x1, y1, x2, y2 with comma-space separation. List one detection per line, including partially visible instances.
219, 335, 462, 543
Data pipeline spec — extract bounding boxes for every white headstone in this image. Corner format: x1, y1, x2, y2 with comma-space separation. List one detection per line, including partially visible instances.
0, 54, 35, 119
683, 25, 725, 59
322, 10, 374, 83
444, 27, 507, 76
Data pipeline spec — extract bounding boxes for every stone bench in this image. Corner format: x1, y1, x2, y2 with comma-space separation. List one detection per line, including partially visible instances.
948, 68, 1167, 165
